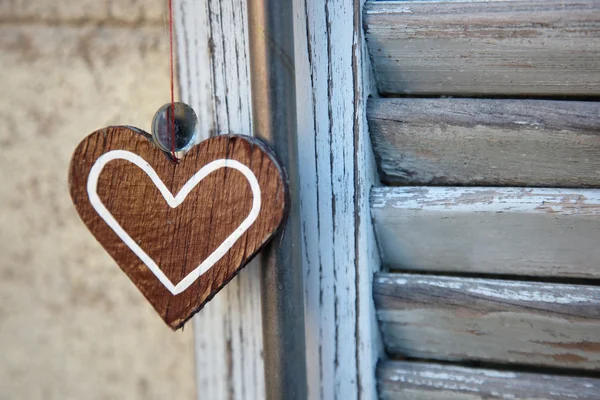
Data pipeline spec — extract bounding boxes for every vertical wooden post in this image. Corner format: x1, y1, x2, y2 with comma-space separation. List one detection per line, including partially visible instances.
293, 1, 382, 398
176, 1, 266, 399
176, 0, 382, 398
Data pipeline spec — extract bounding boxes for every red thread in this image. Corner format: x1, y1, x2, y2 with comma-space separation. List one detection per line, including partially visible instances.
168, 0, 176, 160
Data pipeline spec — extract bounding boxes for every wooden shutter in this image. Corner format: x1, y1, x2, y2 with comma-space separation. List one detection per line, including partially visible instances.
366, 1, 600, 398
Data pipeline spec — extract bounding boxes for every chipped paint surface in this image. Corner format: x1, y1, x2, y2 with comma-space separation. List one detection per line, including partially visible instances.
365, 1, 600, 96
466, 287, 593, 305
368, 98, 600, 187
177, 2, 265, 399
384, 275, 600, 305
180, 0, 381, 398
365, 5, 412, 15
372, 187, 600, 216
371, 187, 600, 278
379, 361, 600, 400
375, 274, 600, 370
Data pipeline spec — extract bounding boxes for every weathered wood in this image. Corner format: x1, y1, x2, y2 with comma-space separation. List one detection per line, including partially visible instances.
69, 128, 287, 329
369, 98, 600, 187
176, 1, 266, 397
378, 361, 600, 400
364, 0, 600, 96
375, 273, 600, 370
372, 186, 600, 278
178, 0, 382, 398
295, 0, 382, 398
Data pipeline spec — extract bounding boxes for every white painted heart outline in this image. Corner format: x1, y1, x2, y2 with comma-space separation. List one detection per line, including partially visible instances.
87, 150, 261, 295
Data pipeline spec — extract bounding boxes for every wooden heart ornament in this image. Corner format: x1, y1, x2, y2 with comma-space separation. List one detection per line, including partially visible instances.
69, 126, 288, 329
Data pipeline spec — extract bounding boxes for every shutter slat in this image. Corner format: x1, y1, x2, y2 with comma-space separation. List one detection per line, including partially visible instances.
372, 186, 600, 278
369, 98, 600, 187
378, 361, 600, 400
375, 273, 600, 370
364, 0, 600, 96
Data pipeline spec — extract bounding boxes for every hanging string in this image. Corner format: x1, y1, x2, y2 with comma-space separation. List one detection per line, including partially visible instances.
168, 0, 176, 160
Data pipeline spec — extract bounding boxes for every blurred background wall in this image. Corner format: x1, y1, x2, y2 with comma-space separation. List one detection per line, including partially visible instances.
0, 1, 196, 399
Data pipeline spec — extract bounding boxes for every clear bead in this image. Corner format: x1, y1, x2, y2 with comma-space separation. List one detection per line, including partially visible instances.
151, 102, 198, 160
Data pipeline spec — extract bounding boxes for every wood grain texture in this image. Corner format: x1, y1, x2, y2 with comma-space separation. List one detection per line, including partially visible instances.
369, 98, 600, 187
375, 273, 600, 370
364, 0, 600, 96
295, 0, 382, 398
378, 361, 600, 400
178, 0, 382, 397
372, 186, 600, 278
176, 0, 266, 397
69, 127, 287, 329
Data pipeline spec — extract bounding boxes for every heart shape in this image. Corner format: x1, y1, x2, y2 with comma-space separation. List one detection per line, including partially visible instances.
69, 127, 287, 329
88, 150, 261, 295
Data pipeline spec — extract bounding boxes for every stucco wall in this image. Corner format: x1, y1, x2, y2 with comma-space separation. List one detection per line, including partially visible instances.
0, 2, 196, 399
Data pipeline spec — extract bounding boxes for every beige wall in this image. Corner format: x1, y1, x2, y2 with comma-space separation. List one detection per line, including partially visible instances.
0, 2, 196, 399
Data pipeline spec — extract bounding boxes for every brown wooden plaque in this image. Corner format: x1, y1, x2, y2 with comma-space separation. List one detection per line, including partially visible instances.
69, 126, 288, 329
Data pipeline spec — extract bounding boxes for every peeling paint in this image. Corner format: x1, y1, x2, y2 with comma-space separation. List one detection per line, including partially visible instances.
372, 187, 600, 215
466, 287, 592, 305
